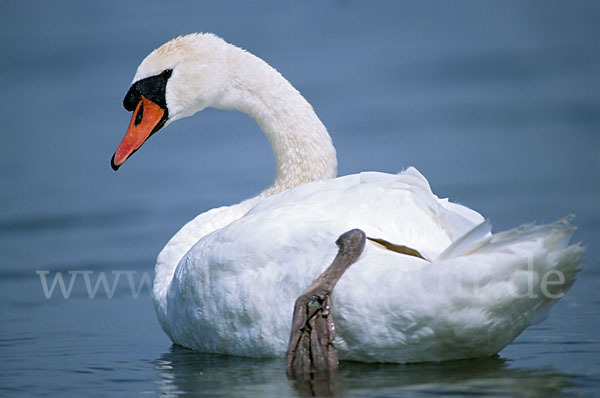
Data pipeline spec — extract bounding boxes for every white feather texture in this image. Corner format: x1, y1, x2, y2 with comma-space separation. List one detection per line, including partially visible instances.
132, 33, 584, 363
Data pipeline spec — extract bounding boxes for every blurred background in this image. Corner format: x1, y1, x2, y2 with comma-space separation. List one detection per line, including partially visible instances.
1, 1, 598, 396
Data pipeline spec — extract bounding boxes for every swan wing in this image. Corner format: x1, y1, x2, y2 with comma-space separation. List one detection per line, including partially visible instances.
160, 168, 582, 362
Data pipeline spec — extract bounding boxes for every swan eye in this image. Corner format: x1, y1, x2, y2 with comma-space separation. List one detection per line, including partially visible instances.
123, 89, 140, 112
161, 69, 173, 80
123, 69, 173, 113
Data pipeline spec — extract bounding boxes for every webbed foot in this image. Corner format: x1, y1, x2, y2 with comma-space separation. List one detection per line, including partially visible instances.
286, 229, 366, 378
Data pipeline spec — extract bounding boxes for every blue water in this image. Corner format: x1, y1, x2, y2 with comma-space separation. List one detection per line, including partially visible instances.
1, 1, 599, 396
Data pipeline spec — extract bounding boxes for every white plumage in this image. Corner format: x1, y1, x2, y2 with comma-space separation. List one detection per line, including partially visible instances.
158, 169, 581, 362
117, 33, 583, 363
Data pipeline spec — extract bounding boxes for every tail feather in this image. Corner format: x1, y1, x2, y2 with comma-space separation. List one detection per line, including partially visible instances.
438, 215, 584, 328
437, 219, 492, 260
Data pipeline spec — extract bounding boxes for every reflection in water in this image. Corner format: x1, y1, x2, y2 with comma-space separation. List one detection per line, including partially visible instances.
290, 371, 339, 397
154, 345, 295, 397
154, 345, 577, 397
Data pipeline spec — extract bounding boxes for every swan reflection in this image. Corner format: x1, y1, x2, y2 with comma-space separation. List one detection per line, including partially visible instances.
154, 345, 576, 397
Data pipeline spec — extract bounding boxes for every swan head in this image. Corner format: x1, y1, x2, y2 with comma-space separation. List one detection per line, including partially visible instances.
111, 33, 231, 170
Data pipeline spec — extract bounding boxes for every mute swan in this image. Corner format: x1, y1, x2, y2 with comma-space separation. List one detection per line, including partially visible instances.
112, 33, 583, 363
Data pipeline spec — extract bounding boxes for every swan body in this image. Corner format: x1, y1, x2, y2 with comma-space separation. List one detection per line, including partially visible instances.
113, 33, 583, 363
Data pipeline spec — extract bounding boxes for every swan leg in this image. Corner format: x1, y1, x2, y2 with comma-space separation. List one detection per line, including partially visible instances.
286, 229, 366, 378
366, 236, 427, 260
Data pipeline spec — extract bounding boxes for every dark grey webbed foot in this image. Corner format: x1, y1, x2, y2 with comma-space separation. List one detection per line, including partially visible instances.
286, 229, 366, 378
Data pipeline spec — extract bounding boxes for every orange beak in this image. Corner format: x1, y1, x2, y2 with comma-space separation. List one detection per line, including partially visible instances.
111, 95, 165, 170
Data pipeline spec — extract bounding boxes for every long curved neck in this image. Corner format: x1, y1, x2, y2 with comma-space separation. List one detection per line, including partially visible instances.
153, 42, 339, 331
216, 45, 338, 196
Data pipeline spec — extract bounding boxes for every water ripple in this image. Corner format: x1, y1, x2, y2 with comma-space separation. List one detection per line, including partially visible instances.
0, 209, 145, 235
